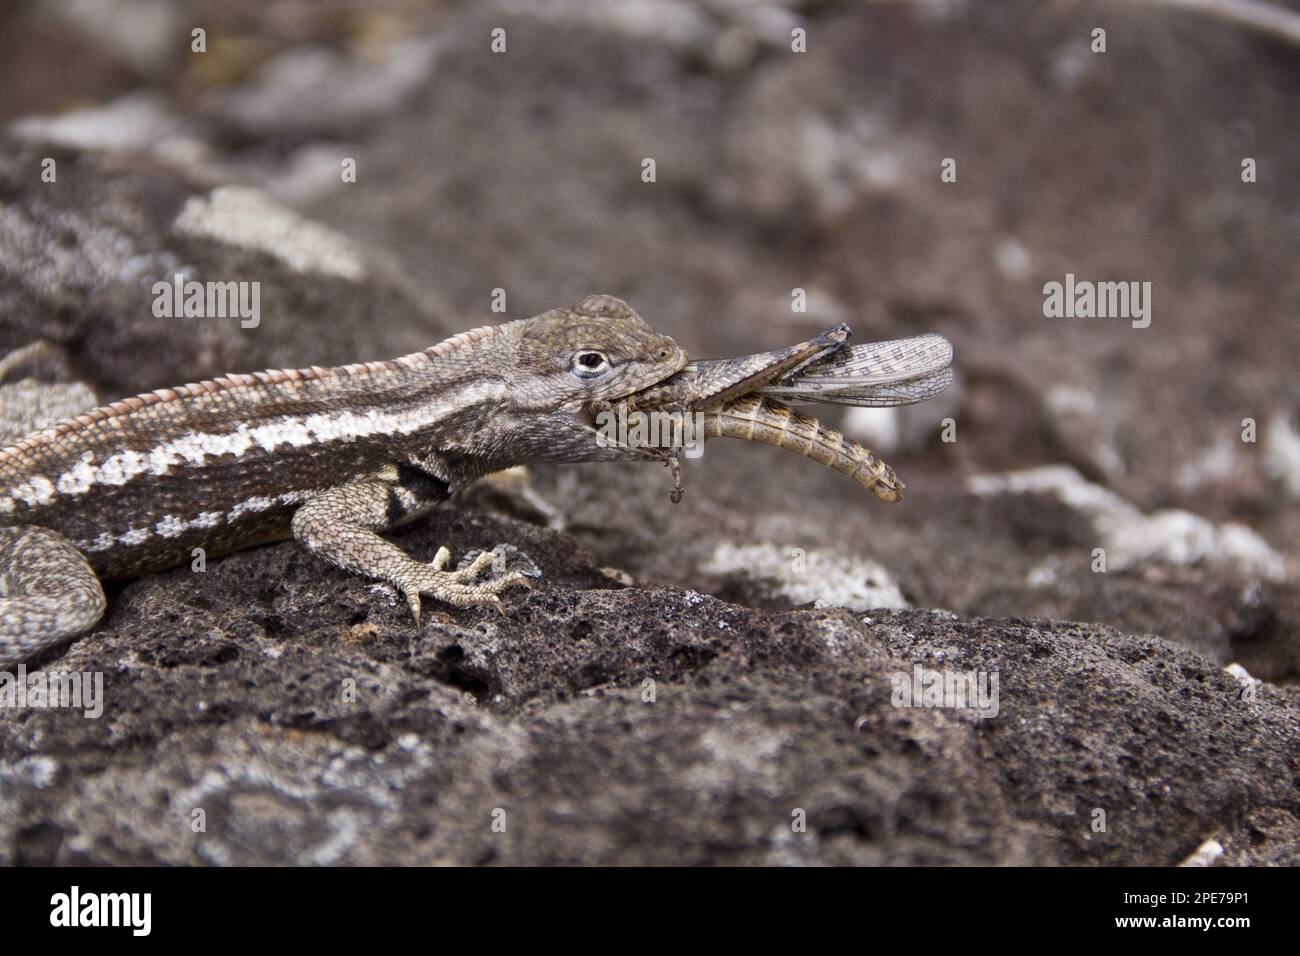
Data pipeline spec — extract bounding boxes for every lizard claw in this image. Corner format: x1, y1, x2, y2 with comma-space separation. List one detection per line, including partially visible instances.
454, 549, 497, 578
391, 545, 541, 627
405, 590, 423, 629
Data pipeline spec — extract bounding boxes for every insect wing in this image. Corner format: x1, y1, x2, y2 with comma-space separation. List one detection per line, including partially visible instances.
791, 333, 952, 384
762, 366, 954, 407
761, 334, 954, 407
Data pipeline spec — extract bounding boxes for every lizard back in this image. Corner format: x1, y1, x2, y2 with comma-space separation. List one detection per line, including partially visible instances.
0, 328, 502, 578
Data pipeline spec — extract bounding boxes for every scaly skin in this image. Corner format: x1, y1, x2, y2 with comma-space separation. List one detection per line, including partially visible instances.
0, 294, 685, 665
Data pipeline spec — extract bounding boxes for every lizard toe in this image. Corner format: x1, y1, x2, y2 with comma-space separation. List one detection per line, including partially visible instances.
403, 589, 423, 629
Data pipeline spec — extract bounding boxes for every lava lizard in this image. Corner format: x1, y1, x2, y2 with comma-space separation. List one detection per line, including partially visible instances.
0, 294, 687, 666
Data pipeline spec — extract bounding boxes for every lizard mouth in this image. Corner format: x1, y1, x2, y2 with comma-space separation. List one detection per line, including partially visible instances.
569, 325, 842, 437
573, 323, 850, 464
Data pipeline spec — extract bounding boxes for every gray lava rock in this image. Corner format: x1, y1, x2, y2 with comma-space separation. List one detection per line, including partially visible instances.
2, 0, 1299, 866
0, 507, 1295, 866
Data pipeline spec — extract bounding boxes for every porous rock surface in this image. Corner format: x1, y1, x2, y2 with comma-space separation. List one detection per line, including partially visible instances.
1, 0, 1298, 865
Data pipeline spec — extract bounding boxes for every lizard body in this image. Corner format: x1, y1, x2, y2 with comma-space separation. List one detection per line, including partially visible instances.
0, 294, 684, 665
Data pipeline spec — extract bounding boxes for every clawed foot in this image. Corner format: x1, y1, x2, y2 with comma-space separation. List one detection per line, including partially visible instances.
400, 543, 541, 626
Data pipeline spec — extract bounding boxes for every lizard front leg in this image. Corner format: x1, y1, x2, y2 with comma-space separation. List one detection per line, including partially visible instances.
0, 526, 107, 667
290, 465, 536, 625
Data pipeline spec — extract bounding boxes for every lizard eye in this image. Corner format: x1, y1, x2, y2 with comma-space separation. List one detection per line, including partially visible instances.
571, 350, 611, 378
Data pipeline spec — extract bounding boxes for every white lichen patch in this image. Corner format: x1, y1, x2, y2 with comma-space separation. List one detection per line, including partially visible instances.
1178, 838, 1224, 867
12, 92, 190, 153
993, 236, 1033, 281
1224, 662, 1254, 685
1224, 663, 1262, 699
695, 723, 789, 779
0, 755, 59, 789
1263, 415, 1300, 498
173, 186, 365, 280
701, 541, 909, 611
1177, 434, 1244, 492
968, 465, 1288, 580
1044, 384, 1125, 481
1026, 557, 1061, 587
507, 0, 714, 51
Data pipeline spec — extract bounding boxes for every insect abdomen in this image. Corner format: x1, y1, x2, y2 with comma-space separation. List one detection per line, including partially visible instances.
699, 395, 903, 502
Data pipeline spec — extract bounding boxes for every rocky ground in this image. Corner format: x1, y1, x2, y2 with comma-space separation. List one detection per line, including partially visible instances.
0, 0, 1297, 865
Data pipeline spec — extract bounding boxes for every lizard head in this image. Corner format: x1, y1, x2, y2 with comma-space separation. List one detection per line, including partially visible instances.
507, 294, 687, 411
469, 294, 687, 467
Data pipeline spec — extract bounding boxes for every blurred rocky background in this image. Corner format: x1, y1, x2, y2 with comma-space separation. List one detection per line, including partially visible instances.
0, 0, 1297, 865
